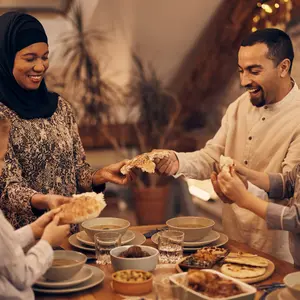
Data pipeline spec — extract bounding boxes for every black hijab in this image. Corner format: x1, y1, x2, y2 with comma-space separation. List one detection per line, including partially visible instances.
0, 11, 58, 119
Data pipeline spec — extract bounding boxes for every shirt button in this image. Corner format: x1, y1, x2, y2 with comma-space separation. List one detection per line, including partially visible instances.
244, 160, 248, 165
262, 117, 265, 121
248, 136, 252, 140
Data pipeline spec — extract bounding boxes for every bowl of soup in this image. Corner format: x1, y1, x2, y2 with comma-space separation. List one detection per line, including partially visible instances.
166, 216, 215, 242
283, 271, 300, 299
44, 250, 87, 281
81, 217, 130, 240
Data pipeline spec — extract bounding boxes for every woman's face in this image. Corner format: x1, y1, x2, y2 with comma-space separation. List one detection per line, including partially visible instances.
13, 42, 49, 90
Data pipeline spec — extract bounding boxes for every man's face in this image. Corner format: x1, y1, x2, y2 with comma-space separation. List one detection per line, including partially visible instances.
238, 43, 281, 107
13, 42, 49, 90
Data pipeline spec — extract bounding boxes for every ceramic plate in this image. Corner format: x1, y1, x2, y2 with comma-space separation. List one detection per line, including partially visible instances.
35, 265, 93, 288
33, 265, 104, 294
69, 231, 146, 252
278, 287, 298, 300
76, 230, 135, 247
265, 288, 296, 300
151, 230, 221, 247
69, 234, 96, 252
183, 232, 229, 252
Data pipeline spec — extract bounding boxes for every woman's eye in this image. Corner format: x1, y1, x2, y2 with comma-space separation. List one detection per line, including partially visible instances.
25, 58, 35, 62
42, 56, 48, 61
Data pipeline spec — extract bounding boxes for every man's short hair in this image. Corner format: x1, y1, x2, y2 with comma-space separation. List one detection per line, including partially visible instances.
241, 28, 294, 73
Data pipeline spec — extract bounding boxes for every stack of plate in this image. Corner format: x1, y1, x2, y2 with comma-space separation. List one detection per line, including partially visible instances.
68, 230, 146, 252
151, 230, 228, 252
33, 265, 104, 294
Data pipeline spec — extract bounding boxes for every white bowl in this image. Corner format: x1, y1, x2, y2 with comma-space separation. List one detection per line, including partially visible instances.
110, 245, 159, 272
44, 250, 87, 281
283, 271, 300, 299
166, 216, 214, 242
81, 217, 130, 240
169, 270, 256, 300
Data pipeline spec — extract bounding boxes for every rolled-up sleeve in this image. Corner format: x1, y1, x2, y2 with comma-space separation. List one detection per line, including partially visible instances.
267, 202, 300, 233
268, 173, 285, 199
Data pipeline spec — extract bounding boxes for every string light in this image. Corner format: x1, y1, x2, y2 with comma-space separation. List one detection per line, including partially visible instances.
253, 15, 260, 23
262, 4, 273, 13
252, 0, 292, 32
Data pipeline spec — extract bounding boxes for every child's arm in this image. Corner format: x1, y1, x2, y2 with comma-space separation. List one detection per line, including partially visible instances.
0, 213, 53, 289
0, 211, 69, 290
234, 160, 270, 191
266, 203, 300, 233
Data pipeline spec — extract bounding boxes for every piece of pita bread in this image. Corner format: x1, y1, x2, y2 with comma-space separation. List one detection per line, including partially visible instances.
224, 252, 269, 267
56, 192, 106, 224
221, 263, 266, 279
220, 155, 234, 173
121, 150, 170, 175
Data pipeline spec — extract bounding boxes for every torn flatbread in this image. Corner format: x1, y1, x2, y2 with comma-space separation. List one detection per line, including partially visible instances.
121, 150, 171, 175
56, 192, 106, 224
220, 155, 234, 173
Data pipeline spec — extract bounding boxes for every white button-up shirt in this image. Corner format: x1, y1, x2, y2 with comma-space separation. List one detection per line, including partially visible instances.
0, 210, 53, 299
176, 82, 300, 262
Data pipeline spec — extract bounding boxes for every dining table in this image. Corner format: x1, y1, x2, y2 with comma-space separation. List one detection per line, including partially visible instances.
35, 224, 300, 300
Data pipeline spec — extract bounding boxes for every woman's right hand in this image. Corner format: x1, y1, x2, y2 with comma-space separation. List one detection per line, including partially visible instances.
41, 215, 70, 247
31, 193, 73, 210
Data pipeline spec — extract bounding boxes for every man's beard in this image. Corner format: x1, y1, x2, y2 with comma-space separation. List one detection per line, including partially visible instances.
250, 94, 266, 107
246, 85, 266, 107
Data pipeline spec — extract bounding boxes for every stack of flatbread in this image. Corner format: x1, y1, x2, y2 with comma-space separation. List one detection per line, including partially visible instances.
55, 192, 106, 224
220, 252, 269, 279
120, 150, 171, 175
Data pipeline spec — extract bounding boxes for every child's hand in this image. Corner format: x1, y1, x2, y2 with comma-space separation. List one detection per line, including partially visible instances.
41, 215, 70, 247
30, 208, 61, 239
217, 167, 248, 204
211, 172, 234, 204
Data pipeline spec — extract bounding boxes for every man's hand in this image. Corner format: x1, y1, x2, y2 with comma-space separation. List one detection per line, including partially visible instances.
30, 208, 61, 239
151, 149, 179, 176
93, 160, 136, 185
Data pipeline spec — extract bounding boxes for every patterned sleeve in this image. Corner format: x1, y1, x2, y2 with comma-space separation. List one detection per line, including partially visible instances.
67, 103, 95, 193
1, 135, 39, 226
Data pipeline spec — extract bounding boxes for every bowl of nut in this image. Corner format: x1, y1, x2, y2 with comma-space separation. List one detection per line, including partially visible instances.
110, 245, 159, 272
112, 269, 153, 296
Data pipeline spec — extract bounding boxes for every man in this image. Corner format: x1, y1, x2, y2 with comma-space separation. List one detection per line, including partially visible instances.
154, 28, 300, 262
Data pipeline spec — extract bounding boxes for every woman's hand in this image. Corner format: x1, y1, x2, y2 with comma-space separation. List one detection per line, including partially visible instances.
93, 160, 136, 185
46, 194, 73, 210
41, 215, 70, 247
31, 193, 73, 210
30, 208, 61, 239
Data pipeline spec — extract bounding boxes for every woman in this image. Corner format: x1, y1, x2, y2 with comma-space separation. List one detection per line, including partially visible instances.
0, 116, 70, 300
0, 11, 133, 228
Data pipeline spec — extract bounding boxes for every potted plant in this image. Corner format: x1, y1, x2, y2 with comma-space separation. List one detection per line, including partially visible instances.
104, 53, 182, 224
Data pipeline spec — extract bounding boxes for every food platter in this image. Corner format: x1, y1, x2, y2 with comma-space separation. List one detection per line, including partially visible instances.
175, 252, 275, 284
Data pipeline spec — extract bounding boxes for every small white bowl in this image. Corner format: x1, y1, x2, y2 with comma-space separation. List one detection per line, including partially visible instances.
283, 271, 300, 299
110, 245, 159, 272
81, 217, 130, 240
166, 216, 215, 242
44, 250, 87, 281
